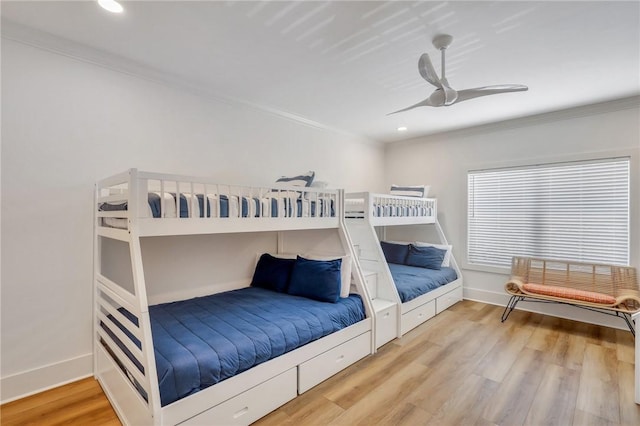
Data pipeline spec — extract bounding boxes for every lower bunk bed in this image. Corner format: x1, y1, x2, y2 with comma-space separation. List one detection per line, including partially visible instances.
381, 242, 463, 335
98, 286, 369, 425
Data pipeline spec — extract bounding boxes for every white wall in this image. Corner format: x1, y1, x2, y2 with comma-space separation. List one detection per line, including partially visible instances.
385, 101, 640, 327
0, 38, 384, 402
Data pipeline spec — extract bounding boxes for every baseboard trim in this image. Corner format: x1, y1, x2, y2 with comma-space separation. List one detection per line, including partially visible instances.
463, 287, 629, 331
0, 353, 93, 404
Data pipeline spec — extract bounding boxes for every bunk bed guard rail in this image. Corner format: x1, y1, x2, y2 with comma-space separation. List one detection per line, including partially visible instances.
345, 192, 436, 220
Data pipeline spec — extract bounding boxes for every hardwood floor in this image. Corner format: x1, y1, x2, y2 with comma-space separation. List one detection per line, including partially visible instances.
2, 301, 638, 425
259, 301, 639, 426
0, 377, 119, 426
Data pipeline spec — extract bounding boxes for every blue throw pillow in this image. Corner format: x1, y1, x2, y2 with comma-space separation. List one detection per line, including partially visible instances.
405, 244, 446, 270
251, 254, 296, 293
287, 256, 342, 303
380, 241, 410, 265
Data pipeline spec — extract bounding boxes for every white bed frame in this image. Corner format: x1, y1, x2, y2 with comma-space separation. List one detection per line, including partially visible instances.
94, 169, 374, 425
345, 192, 463, 348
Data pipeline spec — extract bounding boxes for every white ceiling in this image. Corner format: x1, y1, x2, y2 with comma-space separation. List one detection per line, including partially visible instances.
2, 1, 639, 142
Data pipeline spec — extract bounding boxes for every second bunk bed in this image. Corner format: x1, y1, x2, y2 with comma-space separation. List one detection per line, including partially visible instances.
345, 191, 463, 348
94, 169, 374, 425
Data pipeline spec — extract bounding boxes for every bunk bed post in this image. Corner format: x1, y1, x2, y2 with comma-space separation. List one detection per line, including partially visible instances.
433, 216, 448, 245
364, 192, 372, 221
93, 182, 101, 379
277, 231, 285, 254
434, 216, 464, 290
127, 169, 162, 424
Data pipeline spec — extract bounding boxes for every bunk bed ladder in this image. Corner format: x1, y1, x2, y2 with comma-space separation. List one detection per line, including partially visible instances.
94, 169, 162, 425
337, 191, 377, 354
345, 219, 403, 345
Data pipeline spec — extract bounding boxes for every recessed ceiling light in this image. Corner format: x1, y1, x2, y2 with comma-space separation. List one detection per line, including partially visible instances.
98, 0, 124, 13
397, 126, 408, 132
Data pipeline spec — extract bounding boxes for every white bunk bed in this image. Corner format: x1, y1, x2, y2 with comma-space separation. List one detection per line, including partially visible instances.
345, 192, 463, 348
94, 169, 374, 425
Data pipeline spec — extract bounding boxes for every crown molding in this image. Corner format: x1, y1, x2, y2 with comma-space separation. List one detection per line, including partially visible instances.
1, 20, 380, 145
5, 19, 634, 149
389, 95, 640, 147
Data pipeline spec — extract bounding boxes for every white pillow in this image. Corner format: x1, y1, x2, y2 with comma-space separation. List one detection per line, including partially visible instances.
389, 184, 430, 198
413, 242, 452, 267
304, 253, 352, 298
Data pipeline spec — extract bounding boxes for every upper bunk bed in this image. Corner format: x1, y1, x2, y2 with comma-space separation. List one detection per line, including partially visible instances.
344, 191, 463, 347
94, 169, 373, 425
96, 169, 340, 239
345, 191, 436, 226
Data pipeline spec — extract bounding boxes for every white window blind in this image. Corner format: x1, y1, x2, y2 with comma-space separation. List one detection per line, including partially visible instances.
468, 158, 630, 268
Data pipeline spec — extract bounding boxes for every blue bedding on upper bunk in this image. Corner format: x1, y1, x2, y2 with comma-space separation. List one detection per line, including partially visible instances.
100, 193, 334, 218
388, 264, 458, 303
146, 287, 363, 406
194, 194, 333, 218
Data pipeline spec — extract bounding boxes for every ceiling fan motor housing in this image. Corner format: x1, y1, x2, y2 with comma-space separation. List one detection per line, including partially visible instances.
432, 34, 453, 50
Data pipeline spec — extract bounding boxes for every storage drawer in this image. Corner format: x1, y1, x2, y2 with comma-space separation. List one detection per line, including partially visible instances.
180, 368, 296, 426
375, 304, 397, 348
401, 300, 436, 335
436, 285, 463, 314
298, 331, 371, 393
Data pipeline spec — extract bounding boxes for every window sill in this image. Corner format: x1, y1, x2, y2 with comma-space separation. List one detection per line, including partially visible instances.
460, 262, 511, 276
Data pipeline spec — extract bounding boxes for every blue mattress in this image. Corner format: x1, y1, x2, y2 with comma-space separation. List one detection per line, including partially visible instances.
388, 264, 458, 303
106, 287, 365, 407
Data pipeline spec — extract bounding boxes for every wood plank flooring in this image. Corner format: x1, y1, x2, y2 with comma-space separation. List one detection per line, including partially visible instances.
2, 301, 638, 425
0, 377, 119, 426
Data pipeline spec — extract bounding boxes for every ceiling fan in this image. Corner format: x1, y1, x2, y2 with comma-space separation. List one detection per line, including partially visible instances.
389, 34, 528, 114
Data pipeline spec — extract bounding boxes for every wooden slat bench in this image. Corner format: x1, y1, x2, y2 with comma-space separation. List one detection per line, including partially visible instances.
501, 257, 640, 336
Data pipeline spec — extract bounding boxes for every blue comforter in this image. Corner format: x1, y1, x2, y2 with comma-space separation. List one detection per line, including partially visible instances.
388, 264, 458, 303
140, 287, 364, 406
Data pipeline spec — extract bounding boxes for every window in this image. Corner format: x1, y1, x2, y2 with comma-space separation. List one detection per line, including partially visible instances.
467, 158, 630, 268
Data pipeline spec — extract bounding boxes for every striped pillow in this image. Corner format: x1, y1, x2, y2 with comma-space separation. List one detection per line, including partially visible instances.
276, 171, 315, 187
390, 184, 428, 198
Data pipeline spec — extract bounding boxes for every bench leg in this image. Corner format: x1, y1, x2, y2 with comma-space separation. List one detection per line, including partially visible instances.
621, 312, 635, 338
501, 295, 521, 322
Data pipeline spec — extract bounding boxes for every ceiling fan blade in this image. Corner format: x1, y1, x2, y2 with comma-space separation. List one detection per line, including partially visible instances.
387, 97, 437, 115
418, 53, 441, 88
455, 84, 528, 103
439, 78, 458, 105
